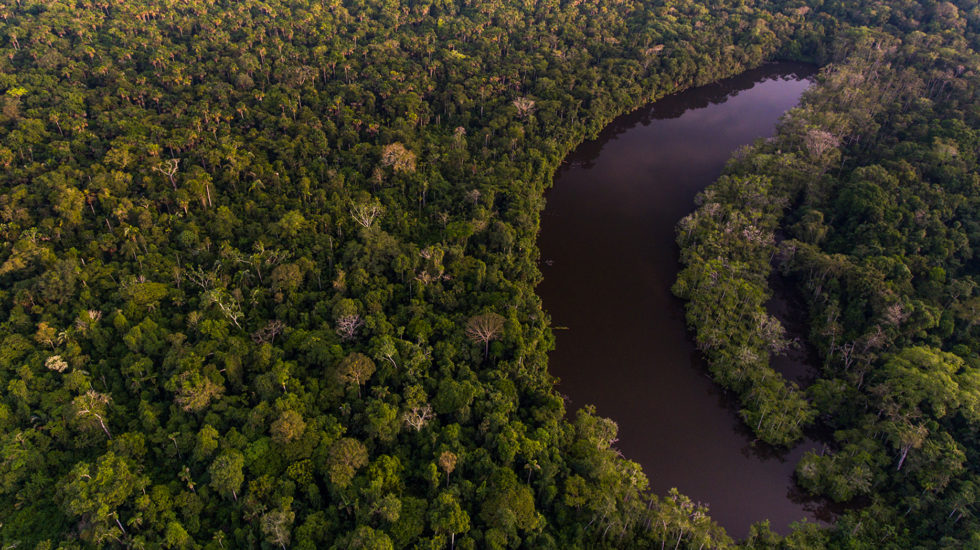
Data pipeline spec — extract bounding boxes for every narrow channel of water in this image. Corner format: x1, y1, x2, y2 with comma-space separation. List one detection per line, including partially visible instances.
537, 63, 831, 537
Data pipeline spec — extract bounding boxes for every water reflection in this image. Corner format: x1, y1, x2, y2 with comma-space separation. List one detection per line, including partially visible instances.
567, 67, 816, 171
538, 63, 825, 538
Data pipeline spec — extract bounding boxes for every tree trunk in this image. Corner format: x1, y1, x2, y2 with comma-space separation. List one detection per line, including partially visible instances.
897, 444, 911, 471
98, 416, 112, 439
674, 527, 685, 550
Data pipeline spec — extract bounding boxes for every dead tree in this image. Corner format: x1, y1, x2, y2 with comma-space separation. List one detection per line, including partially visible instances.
465, 313, 505, 360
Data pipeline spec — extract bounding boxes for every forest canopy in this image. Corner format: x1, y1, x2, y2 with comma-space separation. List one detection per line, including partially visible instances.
1, 0, 979, 548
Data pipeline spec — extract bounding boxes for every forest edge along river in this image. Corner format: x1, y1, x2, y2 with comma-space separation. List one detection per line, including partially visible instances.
536, 63, 833, 538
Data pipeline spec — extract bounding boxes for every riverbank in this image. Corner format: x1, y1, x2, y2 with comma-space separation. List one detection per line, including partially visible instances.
537, 63, 824, 537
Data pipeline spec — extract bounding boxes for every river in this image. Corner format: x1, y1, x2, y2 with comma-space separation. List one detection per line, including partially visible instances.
537, 63, 832, 537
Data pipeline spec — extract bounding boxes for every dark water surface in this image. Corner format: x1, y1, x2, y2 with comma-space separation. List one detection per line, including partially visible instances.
537, 63, 831, 538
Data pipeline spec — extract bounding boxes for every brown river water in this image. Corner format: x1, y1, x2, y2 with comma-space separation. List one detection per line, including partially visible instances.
537, 63, 835, 538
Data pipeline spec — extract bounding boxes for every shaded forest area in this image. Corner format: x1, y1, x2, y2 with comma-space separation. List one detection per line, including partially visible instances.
0, 0, 977, 548
676, 0, 980, 548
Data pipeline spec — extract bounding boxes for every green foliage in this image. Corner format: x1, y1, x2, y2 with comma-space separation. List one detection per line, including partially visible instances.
2, 0, 978, 547
326, 438, 369, 489
678, 13, 980, 546
61, 452, 147, 544
676, 173, 815, 445
208, 450, 245, 501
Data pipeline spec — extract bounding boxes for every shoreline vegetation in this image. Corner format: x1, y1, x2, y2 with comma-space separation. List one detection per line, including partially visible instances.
539, 63, 824, 537
1, 0, 978, 548
677, 10, 980, 548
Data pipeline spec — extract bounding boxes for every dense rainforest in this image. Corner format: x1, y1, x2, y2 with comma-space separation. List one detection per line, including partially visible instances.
0, 0, 978, 548
675, 0, 980, 548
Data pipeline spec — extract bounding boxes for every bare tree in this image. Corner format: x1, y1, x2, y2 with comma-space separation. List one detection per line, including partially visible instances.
513, 97, 536, 119
186, 263, 221, 290
882, 301, 909, 326
74, 390, 112, 439
336, 314, 364, 341
350, 202, 384, 228
375, 335, 399, 369
756, 313, 791, 355
837, 341, 857, 371
861, 325, 887, 354
465, 313, 505, 359
251, 319, 286, 344
261, 507, 295, 550
380, 142, 417, 173
641, 44, 665, 70
403, 403, 434, 431
153, 158, 180, 190
803, 129, 839, 166
204, 288, 243, 330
